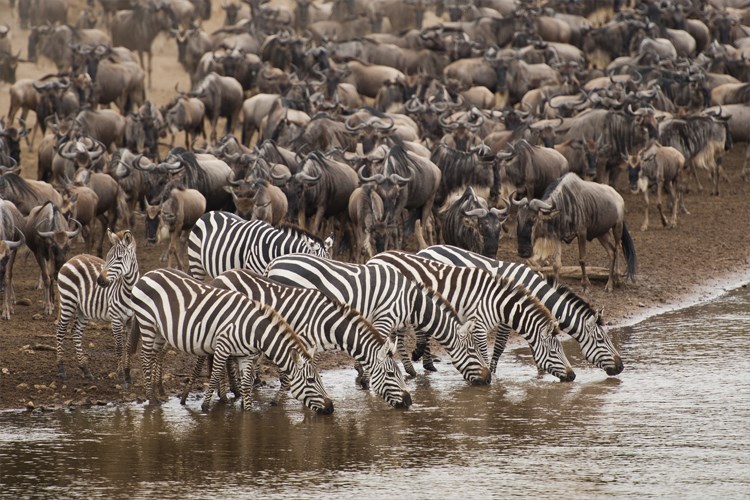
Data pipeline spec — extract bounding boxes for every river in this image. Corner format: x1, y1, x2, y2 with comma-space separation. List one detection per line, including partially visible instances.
1, 284, 748, 499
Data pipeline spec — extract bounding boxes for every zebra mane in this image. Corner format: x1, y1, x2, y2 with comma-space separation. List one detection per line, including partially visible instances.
255, 301, 314, 360
495, 274, 559, 329
546, 276, 604, 326
276, 222, 325, 246
332, 300, 384, 345
412, 280, 461, 319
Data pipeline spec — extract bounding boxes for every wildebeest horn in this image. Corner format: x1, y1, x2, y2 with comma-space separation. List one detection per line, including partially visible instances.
132, 154, 155, 171
344, 115, 369, 132
3, 227, 25, 250
439, 113, 459, 129
528, 199, 553, 212
357, 166, 380, 183
405, 96, 425, 113
389, 173, 411, 184
58, 141, 79, 160
464, 207, 488, 217
66, 219, 83, 238
496, 148, 515, 160
269, 165, 292, 183
510, 193, 529, 207
630, 71, 642, 84
491, 205, 509, 217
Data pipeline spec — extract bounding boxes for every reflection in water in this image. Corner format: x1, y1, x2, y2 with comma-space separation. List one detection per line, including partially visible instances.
1, 286, 749, 498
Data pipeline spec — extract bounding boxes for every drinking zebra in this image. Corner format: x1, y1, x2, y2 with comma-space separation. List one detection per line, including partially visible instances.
130, 268, 334, 413
208, 269, 412, 408
367, 251, 576, 382
56, 229, 139, 384
187, 211, 331, 280
417, 245, 624, 376
265, 254, 492, 385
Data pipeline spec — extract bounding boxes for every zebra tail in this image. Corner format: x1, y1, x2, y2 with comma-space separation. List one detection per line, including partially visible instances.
621, 222, 637, 283
128, 317, 141, 356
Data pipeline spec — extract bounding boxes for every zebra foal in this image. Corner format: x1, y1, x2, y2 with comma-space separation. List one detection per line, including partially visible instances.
56, 229, 139, 383
187, 211, 331, 280
265, 254, 492, 386
417, 245, 624, 375
208, 269, 412, 408
130, 268, 334, 413
367, 251, 576, 382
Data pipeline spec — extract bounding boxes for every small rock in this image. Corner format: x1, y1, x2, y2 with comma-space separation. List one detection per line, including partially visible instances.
15, 298, 32, 307
49, 381, 57, 390
32, 314, 44, 321
95, 400, 108, 406
26, 401, 35, 411
16, 383, 28, 390
108, 372, 117, 380
88, 342, 95, 349
638, 302, 646, 308
88, 385, 97, 391
63, 399, 74, 406
33, 384, 48, 391
1, 368, 9, 375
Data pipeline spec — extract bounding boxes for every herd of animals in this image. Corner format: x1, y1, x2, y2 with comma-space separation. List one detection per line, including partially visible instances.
0, 0, 749, 413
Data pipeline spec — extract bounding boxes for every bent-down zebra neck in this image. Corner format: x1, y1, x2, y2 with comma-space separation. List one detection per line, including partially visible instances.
368, 251, 575, 381
417, 244, 623, 376
210, 269, 410, 408
131, 269, 333, 413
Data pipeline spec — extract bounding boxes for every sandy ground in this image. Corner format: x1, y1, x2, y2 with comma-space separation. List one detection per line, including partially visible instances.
0, 1, 749, 411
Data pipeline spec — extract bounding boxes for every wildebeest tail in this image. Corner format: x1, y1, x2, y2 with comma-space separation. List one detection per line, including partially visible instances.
621, 222, 637, 282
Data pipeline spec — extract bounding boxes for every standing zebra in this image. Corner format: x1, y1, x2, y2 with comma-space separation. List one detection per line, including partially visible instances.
367, 251, 576, 382
187, 211, 331, 280
265, 254, 492, 386
417, 245, 624, 376
130, 268, 334, 413
207, 269, 412, 408
56, 230, 139, 383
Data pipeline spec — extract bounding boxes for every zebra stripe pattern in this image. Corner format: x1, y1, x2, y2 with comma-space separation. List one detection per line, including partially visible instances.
367, 251, 576, 382
210, 269, 412, 408
187, 211, 330, 280
130, 268, 333, 413
417, 245, 624, 376
56, 230, 139, 383
265, 254, 492, 385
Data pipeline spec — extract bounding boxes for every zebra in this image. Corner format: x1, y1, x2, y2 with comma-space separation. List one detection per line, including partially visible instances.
130, 268, 334, 413
367, 251, 576, 382
187, 211, 331, 280
207, 269, 412, 408
265, 254, 492, 386
55, 229, 139, 384
417, 244, 624, 376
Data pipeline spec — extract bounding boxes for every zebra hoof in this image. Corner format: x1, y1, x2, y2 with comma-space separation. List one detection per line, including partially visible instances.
355, 375, 369, 390
82, 367, 93, 380
411, 347, 425, 362
201, 403, 210, 413
423, 362, 437, 372
405, 366, 417, 377
179, 394, 189, 406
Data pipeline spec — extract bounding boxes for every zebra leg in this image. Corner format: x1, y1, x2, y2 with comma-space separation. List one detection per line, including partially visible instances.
112, 317, 126, 382
71, 315, 92, 379
490, 326, 512, 374
421, 343, 437, 372
354, 361, 370, 389
227, 357, 242, 400
272, 373, 291, 406
180, 355, 206, 405
239, 358, 256, 411
55, 302, 76, 380
396, 331, 418, 377
153, 344, 170, 401
203, 344, 230, 412
140, 329, 165, 404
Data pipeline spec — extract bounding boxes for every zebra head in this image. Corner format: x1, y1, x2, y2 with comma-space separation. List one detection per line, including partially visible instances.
97, 230, 138, 288
369, 338, 412, 409
583, 315, 624, 376
446, 320, 493, 386
533, 326, 576, 382
287, 348, 334, 415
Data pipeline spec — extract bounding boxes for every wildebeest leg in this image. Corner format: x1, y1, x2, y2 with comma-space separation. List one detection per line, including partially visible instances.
577, 233, 591, 292
677, 173, 690, 215
604, 224, 622, 292
666, 181, 678, 228
656, 178, 670, 228
2, 250, 18, 320
640, 187, 650, 232
689, 160, 703, 193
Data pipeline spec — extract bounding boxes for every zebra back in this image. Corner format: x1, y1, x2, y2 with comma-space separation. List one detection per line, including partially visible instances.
368, 251, 575, 382
132, 268, 333, 412
418, 244, 623, 375
210, 269, 411, 408
187, 211, 330, 281
266, 254, 491, 385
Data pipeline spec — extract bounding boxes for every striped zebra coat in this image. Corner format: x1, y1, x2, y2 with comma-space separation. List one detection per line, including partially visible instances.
130, 268, 334, 413
265, 254, 492, 385
210, 269, 411, 408
367, 251, 576, 382
417, 245, 623, 376
56, 230, 139, 383
187, 211, 331, 280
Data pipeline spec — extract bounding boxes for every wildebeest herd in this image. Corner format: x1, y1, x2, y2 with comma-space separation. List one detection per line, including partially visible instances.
0, 0, 748, 413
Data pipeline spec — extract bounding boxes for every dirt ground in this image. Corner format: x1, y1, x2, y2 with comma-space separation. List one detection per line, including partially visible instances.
1, 2, 749, 412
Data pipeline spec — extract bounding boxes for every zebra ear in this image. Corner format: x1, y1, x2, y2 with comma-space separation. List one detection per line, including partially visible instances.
122, 230, 134, 247
107, 228, 118, 245
378, 338, 395, 361
458, 319, 475, 338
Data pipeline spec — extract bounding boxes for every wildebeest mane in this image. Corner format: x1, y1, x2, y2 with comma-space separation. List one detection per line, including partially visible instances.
1, 172, 37, 199
170, 147, 210, 190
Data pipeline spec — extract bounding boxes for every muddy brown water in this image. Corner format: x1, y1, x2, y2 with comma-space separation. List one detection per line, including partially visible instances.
1, 284, 748, 498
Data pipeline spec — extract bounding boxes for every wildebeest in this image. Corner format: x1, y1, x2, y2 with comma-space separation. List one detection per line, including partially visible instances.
59, 184, 100, 254
496, 139, 569, 200
515, 173, 637, 293
348, 182, 387, 263
440, 186, 508, 259
162, 93, 206, 149
0, 165, 63, 215
23, 201, 82, 315
227, 175, 288, 225
0, 200, 25, 320
191, 72, 243, 144
111, 0, 177, 88
155, 182, 207, 270
627, 142, 687, 231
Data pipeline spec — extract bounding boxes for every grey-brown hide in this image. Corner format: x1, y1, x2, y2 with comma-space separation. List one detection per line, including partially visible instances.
72, 166, 126, 255
0, 199, 25, 320
163, 95, 206, 149
158, 184, 206, 270
191, 72, 243, 144
0, 168, 62, 215
60, 185, 98, 253
348, 183, 387, 263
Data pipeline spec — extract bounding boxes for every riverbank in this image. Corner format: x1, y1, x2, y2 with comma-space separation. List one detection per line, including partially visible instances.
1, 146, 748, 412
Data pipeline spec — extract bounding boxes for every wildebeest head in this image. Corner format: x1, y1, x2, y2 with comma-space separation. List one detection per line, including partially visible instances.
0, 51, 21, 84
36, 218, 83, 278
142, 201, 161, 244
